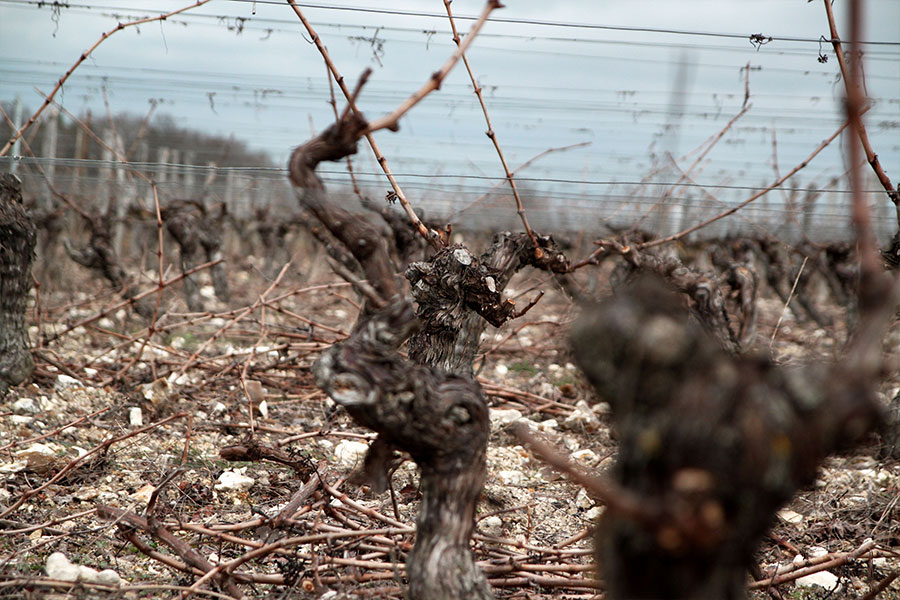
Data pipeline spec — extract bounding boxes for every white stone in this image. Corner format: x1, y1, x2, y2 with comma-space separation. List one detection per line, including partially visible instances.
16, 443, 56, 458
96, 569, 123, 586
572, 449, 598, 465
9, 415, 33, 425
12, 397, 39, 414
45, 552, 119, 585
200, 285, 216, 299
807, 546, 828, 559
77, 566, 103, 584
129, 407, 143, 427
489, 408, 522, 427
563, 435, 581, 451
876, 469, 893, 486
497, 470, 527, 486
46, 552, 80, 582
257, 400, 269, 419
320, 592, 339, 600
131, 483, 155, 503
537, 419, 558, 432
0, 460, 28, 474
575, 488, 594, 509
777, 509, 804, 525
538, 382, 561, 401
54, 374, 81, 389
480, 515, 503, 536
592, 402, 612, 415
795, 570, 840, 591
585, 506, 605, 520
74, 486, 100, 501
564, 400, 601, 431
215, 468, 255, 492
211, 402, 227, 415
494, 364, 509, 377
334, 440, 369, 468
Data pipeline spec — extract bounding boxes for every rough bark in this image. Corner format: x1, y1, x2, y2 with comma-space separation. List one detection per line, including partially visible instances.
406, 231, 569, 375
724, 262, 758, 348
571, 274, 882, 600
611, 246, 740, 354
708, 240, 759, 349
163, 200, 230, 311
313, 300, 493, 600
253, 207, 301, 277
0, 174, 36, 394
288, 112, 496, 599
755, 239, 833, 328
63, 208, 154, 319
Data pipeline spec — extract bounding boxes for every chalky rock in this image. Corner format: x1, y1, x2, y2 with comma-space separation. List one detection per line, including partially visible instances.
215, 468, 255, 492
489, 408, 522, 428
12, 397, 39, 414
46, 552, 122, 585
480, 515, 503, 536
334, 440, 369, 468
46, 552, 80, 582
563, 400, 601, 431
795, 570, 840, 591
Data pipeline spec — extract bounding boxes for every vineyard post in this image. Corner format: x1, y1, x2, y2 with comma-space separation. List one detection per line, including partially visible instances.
39, 107, 59, 213
9, 96, 23, 174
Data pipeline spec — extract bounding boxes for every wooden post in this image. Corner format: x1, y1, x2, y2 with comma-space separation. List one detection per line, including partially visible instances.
39, 108, 59, 211
135, 141, 150, 211
183, 151, 196, 198
202, 162, 217, 204
168, 149, 181, 195
98, 128, 114, 218
224, 169, 235, 214
113, 131, 127, 255
72, 126, 85, 193
156, 147, 170, 185
9, 96, 23, 174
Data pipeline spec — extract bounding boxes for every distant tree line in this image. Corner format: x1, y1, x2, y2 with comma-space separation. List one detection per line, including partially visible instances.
0, 102, 274, 171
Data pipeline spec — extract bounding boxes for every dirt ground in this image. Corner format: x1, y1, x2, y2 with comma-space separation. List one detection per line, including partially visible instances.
2, 245, 900, 599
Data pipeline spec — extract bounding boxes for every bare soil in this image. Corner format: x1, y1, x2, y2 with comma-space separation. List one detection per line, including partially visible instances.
2, 251, 899, 599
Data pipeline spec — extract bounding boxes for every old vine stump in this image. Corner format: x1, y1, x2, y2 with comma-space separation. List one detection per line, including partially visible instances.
572, 275, 881, 599
0, 174, 36, 394
290, 113, 496, 599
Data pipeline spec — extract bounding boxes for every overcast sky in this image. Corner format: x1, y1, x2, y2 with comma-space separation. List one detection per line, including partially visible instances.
1, 0, 898, 237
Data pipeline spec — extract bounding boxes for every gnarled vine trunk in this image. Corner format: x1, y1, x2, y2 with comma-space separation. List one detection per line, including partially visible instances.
0, 174, 36, 394
289, 113, 497, 599
571, 275, 882, 599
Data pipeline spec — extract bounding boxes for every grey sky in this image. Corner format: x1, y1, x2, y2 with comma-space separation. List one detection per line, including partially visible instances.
1, 0, 898, 236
